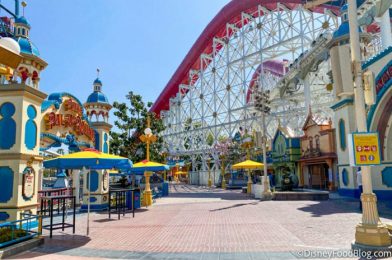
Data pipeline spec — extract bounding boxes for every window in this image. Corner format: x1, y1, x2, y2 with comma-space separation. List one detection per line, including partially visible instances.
315, 135, 320, 149
339, 119, 346, 150
342, 168, 349, 186
309, 137, 313, 150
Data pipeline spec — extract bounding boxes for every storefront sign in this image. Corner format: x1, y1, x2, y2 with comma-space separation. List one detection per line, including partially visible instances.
44, 98, 95, 141
348, 132, 381, 166
22, 166, 35, 200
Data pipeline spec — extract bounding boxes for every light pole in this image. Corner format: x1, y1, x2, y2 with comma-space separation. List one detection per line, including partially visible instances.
207, 158, 212, 187
347, 0, 391, 248
254, 90, 272, 199
242, 137, 253, 194
161, 149, 168, 181
139, 116, 157, 207
220, 154, 226, 189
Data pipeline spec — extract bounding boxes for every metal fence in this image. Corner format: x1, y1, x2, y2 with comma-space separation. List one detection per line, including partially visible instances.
0, 214, 41, 248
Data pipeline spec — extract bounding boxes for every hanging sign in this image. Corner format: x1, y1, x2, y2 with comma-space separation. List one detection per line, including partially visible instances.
22, 166, 35, 200
348, 132, 381, 166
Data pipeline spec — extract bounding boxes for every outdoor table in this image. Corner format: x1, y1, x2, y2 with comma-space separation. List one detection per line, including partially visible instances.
40, 195, 76, 238
108, 188, 138, 220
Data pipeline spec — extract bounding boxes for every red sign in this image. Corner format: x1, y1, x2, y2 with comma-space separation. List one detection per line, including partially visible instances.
44, 98, 95, 141
376, 64, 392, 94
64, 99, 83, 115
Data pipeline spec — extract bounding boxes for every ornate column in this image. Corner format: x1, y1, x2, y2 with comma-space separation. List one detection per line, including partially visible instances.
347, 0, 391, 248
72, 170, 80, 206
0, 84, 47, 223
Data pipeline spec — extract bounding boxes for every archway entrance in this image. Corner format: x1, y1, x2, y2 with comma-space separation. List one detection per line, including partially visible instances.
40, 92, 96, 153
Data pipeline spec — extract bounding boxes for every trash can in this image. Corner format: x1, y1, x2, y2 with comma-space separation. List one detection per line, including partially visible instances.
126, 189, 141, 209
162, 182, 169, 196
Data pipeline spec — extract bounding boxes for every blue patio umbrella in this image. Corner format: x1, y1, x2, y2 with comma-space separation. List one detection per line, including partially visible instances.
43, 149, 132, 236
43, 149, 132, 170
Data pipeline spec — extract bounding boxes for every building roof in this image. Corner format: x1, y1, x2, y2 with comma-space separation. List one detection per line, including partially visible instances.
16, 37, 40, 56
86, 92, 109, 103
86, 78, 109, 104
14, 16, 30, 27
332, 4, 362, 40
93, 78, 102, 85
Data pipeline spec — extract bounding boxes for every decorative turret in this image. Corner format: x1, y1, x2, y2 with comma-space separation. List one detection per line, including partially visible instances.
84, 70, 112, 123
11, 3, 47, 88
84, 70, 112, 153
331, 4, 364, 46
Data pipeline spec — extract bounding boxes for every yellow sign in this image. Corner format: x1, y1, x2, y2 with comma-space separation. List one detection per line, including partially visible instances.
352, 132, 381, 165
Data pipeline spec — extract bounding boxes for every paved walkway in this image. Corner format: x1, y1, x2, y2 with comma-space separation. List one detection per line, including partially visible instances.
11, 184, 392, 259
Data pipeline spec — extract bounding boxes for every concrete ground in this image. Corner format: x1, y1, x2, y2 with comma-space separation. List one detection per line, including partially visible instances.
10, 184, 392, 259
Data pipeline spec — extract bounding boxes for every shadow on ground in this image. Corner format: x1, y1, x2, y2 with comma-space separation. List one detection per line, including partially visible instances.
298, 199, 392, 219
9, 234, 91, 259
210, 201, 259, 211
168, 185, 252, 201
167, 192, 254, 200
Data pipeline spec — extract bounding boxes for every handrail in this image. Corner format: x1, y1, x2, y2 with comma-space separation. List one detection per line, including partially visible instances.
0, 214, 41, 248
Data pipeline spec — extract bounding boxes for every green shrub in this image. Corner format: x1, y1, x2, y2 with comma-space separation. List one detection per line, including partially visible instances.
0, 227, 28, 244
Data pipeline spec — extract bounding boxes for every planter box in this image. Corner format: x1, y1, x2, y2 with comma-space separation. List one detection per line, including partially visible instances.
0, 237, 44, 259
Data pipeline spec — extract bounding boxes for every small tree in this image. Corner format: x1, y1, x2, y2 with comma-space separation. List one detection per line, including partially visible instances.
110, 91, 165, 162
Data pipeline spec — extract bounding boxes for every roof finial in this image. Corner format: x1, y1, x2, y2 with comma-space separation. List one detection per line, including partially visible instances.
97, 68, 100, 78
21, 1, 27, 16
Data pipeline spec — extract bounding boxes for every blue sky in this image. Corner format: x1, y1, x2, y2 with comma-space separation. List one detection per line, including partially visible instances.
1, 0, 229, 115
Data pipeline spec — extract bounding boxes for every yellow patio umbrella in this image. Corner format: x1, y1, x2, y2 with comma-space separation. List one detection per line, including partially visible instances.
130, 160, 169, 173
232, 160, 263, 194
232, 160, 264, 169
175, 171, 187, 175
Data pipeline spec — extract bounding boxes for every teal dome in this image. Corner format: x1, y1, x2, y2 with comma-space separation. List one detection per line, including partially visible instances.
93, 78, 102, 85
332, 4, 361, 40
87, 92, 109, 103
16, 37, 40, 56
15, 16, 30, 27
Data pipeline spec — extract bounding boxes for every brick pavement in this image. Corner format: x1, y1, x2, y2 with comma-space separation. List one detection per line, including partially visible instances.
10, 184, 392, 259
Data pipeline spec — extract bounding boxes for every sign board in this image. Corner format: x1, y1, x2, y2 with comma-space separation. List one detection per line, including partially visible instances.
44, 99, 95, 141
103, 171, 109, 191
348, 132, 381, 166
22, 167, 35, 200
41, 96, 96, 151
